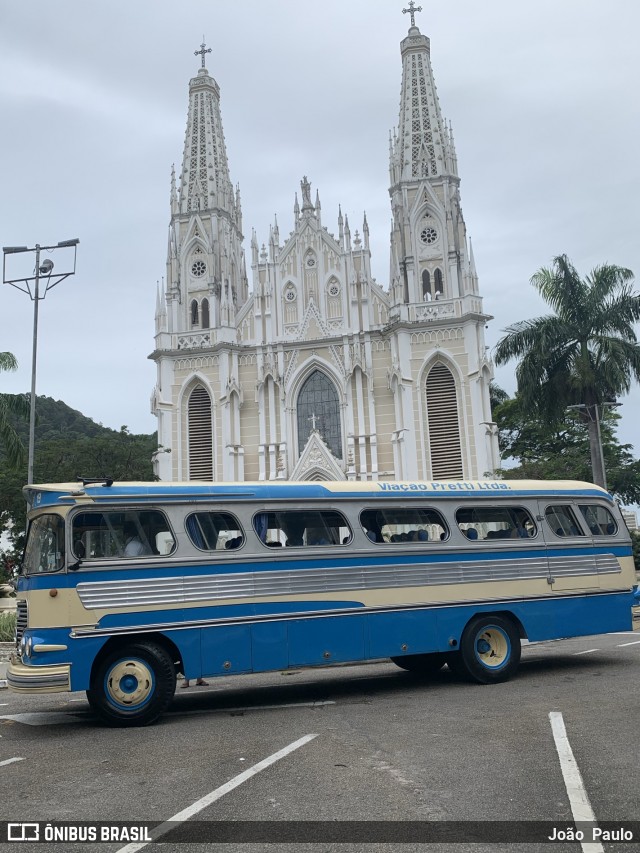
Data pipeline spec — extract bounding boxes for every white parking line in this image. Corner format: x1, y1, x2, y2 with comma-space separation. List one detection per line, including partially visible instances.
549, 712, 603, 853
617, 640, 640, 647
116, 733, 318, 853
0, 757, 25, 768
573, 649, 599, 655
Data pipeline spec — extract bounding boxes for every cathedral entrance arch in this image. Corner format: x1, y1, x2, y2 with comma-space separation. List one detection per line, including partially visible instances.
296, 370, 343, 460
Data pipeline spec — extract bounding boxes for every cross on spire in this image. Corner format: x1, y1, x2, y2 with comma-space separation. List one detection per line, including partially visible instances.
309, 413, 319, 431
402, 1, 423, 27
194, 37, 212, 69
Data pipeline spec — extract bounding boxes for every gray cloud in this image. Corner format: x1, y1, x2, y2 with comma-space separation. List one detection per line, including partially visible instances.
1, 0, 638, 454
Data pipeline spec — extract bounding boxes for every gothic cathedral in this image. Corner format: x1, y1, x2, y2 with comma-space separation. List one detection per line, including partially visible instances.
151, 9, 499, 483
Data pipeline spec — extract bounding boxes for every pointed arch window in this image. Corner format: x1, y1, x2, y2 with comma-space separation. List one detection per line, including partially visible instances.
422, 270, 431, 301
190, 300, 199, 327
434, 268, 443, 298
201, 298, 210, 329
297, 370, 342, 460
426, 363, 463, 479
188, 385, 213, 480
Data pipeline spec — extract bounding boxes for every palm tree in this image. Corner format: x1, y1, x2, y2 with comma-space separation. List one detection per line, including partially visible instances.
0, 352, 28, 470
494, 255, 640, 489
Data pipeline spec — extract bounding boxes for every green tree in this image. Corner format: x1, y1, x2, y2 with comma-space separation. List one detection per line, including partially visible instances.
0, 397, 157, 560
494, 255, 640, 488
492, 389, 640, 505
0, 353, 29, 469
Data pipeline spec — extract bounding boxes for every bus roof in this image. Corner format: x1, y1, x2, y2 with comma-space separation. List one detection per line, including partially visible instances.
23, 479, 612, 509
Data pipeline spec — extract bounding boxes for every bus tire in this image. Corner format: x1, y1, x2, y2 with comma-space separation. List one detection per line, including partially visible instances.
390, 653, 447, 674
448, 615, 521, 684
87, 641, 176, 727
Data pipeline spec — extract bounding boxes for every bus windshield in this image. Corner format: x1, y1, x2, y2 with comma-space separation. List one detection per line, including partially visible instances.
23, 513, 66, 574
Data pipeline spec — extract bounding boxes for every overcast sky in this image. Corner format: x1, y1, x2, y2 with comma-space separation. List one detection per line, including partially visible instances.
1, 0, 639, 459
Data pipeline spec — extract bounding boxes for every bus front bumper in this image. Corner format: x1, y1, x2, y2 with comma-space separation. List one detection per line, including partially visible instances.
7, 656, 71, 694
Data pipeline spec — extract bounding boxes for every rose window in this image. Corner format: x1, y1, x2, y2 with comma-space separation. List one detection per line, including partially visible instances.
285, 288, 296, 301
191, 259, 207, 278
420, 227, 438, 245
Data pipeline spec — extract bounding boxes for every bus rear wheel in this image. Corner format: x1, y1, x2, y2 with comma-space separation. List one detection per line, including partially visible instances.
390, 653, 447, 675
87, 641, 176, 727
448, 615, 521, 684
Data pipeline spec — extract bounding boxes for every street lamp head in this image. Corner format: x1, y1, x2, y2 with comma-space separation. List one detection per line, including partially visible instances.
3, 246, 29, 254
57, 238, 79, 247
39, 259, 54, 275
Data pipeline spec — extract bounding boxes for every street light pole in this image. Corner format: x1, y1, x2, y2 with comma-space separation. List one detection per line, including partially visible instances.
27, 244, 42, 485
2, 239, 79, 485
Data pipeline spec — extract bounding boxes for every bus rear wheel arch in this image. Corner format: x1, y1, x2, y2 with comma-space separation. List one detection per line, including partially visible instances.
447, 614, 521, 684
87, 640, 177, 727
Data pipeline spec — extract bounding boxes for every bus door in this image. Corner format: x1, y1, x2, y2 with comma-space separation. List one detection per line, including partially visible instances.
538, 500, 599, 592
575, 502, 628, 591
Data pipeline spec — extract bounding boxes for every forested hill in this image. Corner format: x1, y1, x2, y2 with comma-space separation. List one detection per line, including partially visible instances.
9, 394, 128, 442
1, 395, 157, 552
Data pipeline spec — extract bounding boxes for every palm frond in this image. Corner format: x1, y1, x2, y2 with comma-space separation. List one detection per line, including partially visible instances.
0, 352, 19, 373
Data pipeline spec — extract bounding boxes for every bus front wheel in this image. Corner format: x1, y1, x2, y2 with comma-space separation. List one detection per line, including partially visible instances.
448, 615, 521, 684
87, 641, 176, 727
390, 653, 447, 675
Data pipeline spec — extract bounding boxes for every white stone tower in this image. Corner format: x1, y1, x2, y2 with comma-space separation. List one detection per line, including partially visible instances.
386, 2, 496, 478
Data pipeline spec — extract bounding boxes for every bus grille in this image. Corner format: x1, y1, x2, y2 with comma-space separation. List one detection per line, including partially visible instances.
15, 600, 27, 646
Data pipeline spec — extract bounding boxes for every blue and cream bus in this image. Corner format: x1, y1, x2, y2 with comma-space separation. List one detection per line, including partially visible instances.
8, 479, 635, 726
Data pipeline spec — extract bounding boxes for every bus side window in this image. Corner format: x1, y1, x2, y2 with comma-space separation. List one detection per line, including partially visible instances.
186, 512, 244, 551
578, 504, 618, 536
72, 510, 176, 559
252, 510, 351, 548
359, 507, 447, 544
454, 505, 537, 541
545, 505, 585, 538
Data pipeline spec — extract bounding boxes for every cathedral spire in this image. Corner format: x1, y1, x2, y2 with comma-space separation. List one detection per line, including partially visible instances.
396, 10, 449, 180
178, 40, 238, 218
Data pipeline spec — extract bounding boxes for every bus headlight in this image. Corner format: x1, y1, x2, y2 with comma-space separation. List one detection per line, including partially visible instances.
20, 635, 33, 659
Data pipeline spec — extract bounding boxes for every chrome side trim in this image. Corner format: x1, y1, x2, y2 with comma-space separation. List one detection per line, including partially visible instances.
76, 553, 620, 610
33, 644, 68, 653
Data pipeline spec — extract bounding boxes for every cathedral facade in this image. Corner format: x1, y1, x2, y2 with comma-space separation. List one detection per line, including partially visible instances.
151, 11, 499, 483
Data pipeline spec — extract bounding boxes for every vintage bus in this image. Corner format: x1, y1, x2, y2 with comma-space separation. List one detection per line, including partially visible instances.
8, 479, 635, 726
